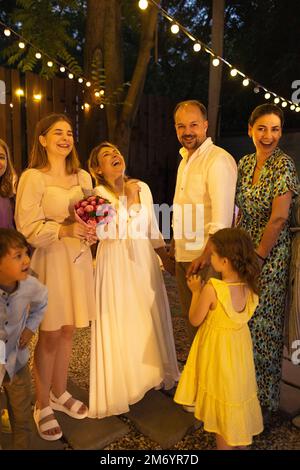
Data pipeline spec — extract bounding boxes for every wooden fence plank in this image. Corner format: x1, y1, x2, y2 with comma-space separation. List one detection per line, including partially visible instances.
25, 71, 40, 157
11, 69, 23, 172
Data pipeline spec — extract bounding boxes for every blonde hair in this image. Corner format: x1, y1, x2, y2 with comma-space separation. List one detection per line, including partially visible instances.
0, 138, 16, 197
88, 141, 129, 195
28, 113, 80, 174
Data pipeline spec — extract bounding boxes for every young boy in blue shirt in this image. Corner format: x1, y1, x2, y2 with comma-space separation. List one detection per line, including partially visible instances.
0, 228, 47, 449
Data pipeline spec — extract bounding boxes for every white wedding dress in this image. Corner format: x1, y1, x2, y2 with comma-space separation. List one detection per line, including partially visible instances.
89, 182, 180, 418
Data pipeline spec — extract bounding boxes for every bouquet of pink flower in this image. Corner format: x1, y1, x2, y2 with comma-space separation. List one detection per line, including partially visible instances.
74, 195, 115, 227
73, 195, 115, 263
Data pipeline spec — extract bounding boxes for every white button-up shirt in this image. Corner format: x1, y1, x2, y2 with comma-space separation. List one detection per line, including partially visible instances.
173, 137, 237, 262
0, 275, 47, 385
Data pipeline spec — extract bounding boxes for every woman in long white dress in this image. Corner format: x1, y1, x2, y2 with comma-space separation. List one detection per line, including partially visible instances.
88, 142, 180, 418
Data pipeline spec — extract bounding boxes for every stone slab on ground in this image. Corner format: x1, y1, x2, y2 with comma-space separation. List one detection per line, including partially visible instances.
54, 380, 129, 449
282, 358, 300, 388
279, 381, 300, 416
125, 389, 200, 449
1, 418, 65, 450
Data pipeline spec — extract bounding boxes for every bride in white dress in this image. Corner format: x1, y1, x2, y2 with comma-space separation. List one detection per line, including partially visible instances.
88, 142, 180, 418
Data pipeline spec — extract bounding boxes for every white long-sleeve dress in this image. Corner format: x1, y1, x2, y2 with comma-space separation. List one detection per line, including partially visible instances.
89, 182, 180, 418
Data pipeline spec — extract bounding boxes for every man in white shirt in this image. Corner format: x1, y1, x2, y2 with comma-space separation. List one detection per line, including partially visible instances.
172, 100, 237, 341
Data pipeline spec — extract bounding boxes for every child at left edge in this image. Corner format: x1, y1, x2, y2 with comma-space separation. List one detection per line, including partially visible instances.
0, 228, 47, 449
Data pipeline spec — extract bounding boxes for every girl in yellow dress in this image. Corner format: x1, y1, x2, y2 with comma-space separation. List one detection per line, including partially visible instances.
174, 227, 263, 450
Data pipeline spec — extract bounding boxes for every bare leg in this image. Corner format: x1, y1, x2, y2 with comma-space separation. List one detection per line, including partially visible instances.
51, 325, 86, 414
33, 329, 61, 437
216, 434, 235, 450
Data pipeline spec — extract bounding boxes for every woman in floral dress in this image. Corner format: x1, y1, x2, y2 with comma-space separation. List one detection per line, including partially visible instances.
235, 104, 299, 413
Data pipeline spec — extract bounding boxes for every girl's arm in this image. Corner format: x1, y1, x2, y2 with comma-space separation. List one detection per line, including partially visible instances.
187, 275, 216, 327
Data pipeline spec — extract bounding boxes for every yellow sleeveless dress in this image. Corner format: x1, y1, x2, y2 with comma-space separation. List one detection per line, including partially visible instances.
174, 278, 263, 446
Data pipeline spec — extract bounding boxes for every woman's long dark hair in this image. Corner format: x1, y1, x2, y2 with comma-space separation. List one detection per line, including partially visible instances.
210, 228, 260, 295
0, 139, 15, 197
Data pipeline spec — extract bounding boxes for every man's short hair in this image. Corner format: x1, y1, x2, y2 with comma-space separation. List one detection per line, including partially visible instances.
174, 100, 208, 120
0, 228, 30, 260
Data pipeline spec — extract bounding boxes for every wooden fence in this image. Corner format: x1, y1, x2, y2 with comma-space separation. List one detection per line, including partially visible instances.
0, 66, 180, 204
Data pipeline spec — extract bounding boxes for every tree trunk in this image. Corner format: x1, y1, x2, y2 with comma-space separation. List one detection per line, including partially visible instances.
208, 0, 224, 142
84, 0, 159, 161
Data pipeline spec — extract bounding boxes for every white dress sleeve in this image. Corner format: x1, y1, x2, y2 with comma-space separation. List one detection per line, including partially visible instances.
15, 169, 61, 248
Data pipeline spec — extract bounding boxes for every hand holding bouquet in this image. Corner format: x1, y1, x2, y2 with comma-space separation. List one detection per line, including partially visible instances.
73, 195, 115, 263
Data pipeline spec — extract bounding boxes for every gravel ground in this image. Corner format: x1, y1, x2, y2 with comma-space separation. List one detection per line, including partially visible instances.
67, 272, 300, 450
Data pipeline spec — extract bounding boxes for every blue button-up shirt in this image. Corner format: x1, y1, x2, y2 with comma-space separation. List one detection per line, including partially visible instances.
0, 275, 47, 384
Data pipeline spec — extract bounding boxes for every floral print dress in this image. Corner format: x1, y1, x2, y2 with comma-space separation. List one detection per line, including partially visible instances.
236, 147, 299, 411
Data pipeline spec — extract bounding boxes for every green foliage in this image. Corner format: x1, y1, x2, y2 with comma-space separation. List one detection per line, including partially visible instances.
0, 0, 84, 78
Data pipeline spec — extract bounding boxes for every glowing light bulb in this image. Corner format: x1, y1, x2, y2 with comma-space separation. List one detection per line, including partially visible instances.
242, 78, 249, 87
9, 103, 13, 108
100, 89, 105, 96
100, 104, 104, 109
193, 43, 201, 52
296, 107, 300, 112
86, 81, 91, 87
274, 97, 280, 104
47, 61, 53, 68
253, 87, 260, 94
212, 58, 220, 67
18, 42, 25, 49
290, 104, 296, 110
60, 66, 65, 73
282, 101, 287, 108
78, 78, 83, 83
33, 93, 41, 101
264, 92, 271, 100
171, 23, 179, 34
35, 52, 42, 59
230, 68, 238, 77
84, 103, 90, 110
4, 29, 11, 37
15, 88, 24, 97
138, 0, 148, 9
68, 73, 74, 79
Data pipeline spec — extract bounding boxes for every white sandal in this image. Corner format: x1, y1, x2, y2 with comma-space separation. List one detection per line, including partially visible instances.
49, 390, 88, 419
33, 404, 63, 441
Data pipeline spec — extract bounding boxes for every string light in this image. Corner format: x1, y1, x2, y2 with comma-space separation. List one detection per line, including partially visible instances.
282, 101, 287, 108
100, 103, 105, 109
84, 103, 90, 110
138, 0, 148, 9
9, 102, 13, 108
296, 107, 300, 112
15, 88, 24, 97
170, 23, 180, 34
290, 104, 296, 110
193, 42, 201, 52
94, 91, 100, 98
145, 0, 298, 114
0, 19, 129, 110
33, 93, 41, 101
274, 97, 280, 104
